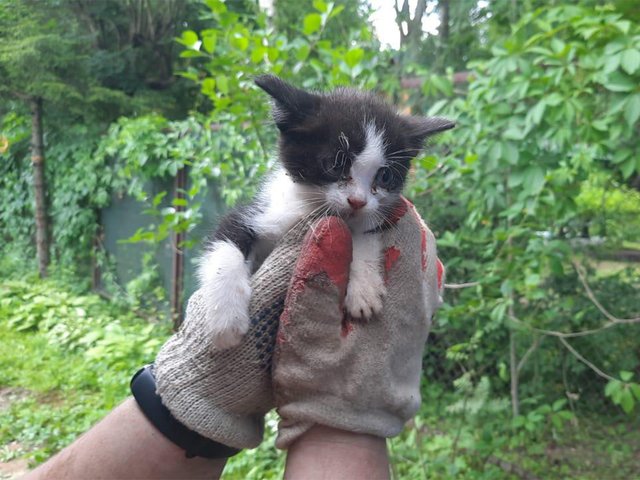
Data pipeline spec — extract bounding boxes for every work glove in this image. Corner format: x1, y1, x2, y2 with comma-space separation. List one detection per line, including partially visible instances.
152, 221, 310, 450
273, 198, 444, 448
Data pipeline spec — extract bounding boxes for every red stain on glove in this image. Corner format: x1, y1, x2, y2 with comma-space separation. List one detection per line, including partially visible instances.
278, 217, 352, 344
436, 258, 444, 290
384, 246, 401, 283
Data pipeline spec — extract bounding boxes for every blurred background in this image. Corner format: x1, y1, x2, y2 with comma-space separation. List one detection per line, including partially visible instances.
1, 0, 639, 478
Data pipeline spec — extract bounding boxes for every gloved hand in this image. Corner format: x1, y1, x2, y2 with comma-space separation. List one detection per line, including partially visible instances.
272, 198, 444, 448
152, 221, 311, 450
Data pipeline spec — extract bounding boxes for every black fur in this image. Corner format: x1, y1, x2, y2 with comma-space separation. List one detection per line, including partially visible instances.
211, 205, 257, 258
254, 74, 455, 187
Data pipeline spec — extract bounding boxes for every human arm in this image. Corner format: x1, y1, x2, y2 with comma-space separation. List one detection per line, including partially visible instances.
23, 397, 226, 480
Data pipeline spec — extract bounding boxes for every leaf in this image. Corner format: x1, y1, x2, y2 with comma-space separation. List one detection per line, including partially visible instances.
503, 127, 525, 141
313, 0, 327, 12
603, 72, 636, 92
620, 390, 635, 414
603, 53, 621, 73
344, 48, 364, 68
621, 49, 640, 75
152, 191, 166, 207
523, 166, 545, 194
180, 30, 199, 49
216, 75, 229, 94
329, 4, 345, 18
303, 13, 322, 35
489, 142, 503, 161
204, 0, 227, 13
631, 383, 640, 401
624, 94, 640, 127
202, 77, 216, 96
621, 158, 636, 179
202, 34, 217, 54
620, 371, 634, 382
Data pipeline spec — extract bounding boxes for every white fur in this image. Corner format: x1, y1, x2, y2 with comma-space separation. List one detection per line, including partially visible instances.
250, 168, 320, 240
344, 231, 386, 319
197, 240, 252, 349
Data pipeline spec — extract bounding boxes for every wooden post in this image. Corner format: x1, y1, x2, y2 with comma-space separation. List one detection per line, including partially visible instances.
171, 166, 187, 328
91, 223, 103, 291
30, 96, 50, 278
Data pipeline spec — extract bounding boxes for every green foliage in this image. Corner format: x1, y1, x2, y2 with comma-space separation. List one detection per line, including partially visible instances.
0, 278, 170, 462
419, 3, 640, 419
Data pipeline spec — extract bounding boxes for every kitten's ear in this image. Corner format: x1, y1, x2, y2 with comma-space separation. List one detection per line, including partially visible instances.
404, 116, 456, 147
255, 75, 320, 132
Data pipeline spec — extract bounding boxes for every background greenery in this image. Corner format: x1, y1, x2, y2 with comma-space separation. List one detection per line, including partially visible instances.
1, 0, 639, 478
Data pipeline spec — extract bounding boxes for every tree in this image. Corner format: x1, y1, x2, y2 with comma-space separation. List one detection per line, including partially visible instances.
0, 1, 94, 276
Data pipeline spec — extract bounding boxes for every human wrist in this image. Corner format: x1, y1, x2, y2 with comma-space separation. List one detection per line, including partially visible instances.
285, 425, 389, 480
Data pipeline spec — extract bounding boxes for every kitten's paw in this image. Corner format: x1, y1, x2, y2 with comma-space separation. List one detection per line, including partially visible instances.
203, 279, 252, 350
344, 269, 386, 320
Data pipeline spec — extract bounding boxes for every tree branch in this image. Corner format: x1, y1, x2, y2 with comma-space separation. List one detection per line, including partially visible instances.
517, 336, 542, 373
558, 337, 617, 382
572, 259, 640, 323
444, 281, 479, 289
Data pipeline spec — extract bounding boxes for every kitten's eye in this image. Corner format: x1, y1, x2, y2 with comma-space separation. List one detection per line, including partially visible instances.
375, 167, 395, 189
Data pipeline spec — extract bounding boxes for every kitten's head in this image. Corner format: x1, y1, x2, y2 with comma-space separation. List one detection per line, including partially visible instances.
255, 75, 454, 230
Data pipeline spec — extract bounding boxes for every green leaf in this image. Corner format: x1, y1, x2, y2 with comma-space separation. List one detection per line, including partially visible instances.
230, 33, 249, 51
313, 0, 327, 12
172, 198, 188, 207
152, 191, 166, 207
624, 94, 640, 127
202, 34, 217, 54
620, 390, 635, 414
604, 72, 636, 92
503, 127, 525, 141
329, 4, 345, 18
251, 46, 266, 64
344, 48, 364, 68
502, 142, 520, 165
631, 383, 640, 401
603, 54, 621, 73
489, 142, 503, 161
523, 166, 545, 194
303, 13, 322, 35
204, 0, 227, 14
621, 49, 640, 74
620, 371, 634, 382
420, 155, 438, 170
621, 158, 636, 179
296, 43, 311, 61
180, 30, 199, 49
202, 77, 216, 95
216, 75, 229, 94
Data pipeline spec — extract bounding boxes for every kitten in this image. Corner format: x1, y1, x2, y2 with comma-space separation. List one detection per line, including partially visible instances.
198, 75, 454, 349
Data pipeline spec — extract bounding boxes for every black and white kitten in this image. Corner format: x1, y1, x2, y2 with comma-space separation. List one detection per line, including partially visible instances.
198, 75, 454, 349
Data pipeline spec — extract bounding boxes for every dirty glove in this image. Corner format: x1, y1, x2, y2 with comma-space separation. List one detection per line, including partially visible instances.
150, 222, 311, 451
273, 198, 444, 448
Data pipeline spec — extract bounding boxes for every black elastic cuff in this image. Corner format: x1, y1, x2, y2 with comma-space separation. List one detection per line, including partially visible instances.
130, 365, 241, 459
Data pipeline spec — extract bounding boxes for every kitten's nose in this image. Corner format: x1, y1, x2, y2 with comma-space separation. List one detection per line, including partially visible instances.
347, 197, 367, 210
